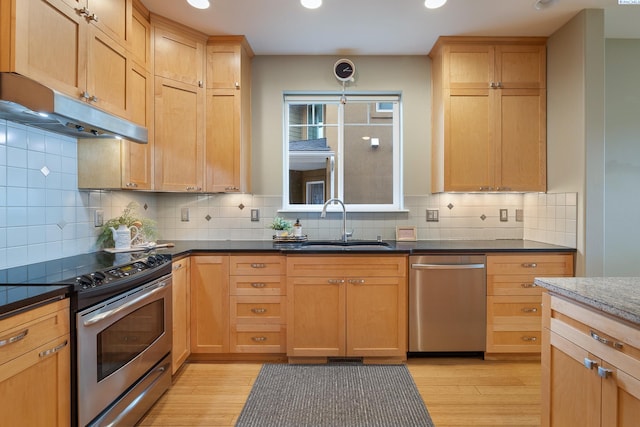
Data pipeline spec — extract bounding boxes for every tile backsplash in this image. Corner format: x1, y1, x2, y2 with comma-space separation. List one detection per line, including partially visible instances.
0, 121, 578, 269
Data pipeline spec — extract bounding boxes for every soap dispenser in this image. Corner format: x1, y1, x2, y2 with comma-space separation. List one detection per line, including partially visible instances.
293, 218, 302, 237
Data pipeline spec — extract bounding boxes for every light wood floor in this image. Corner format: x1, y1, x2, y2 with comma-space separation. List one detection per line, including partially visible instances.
138, 357, 541, 427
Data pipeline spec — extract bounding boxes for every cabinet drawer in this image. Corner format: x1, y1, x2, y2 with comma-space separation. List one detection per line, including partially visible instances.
230, 296, 285, 325
287, 255, 407, 278
230, 276, 285, 296
487, 275, 544, 296
486, 328, 541, 353
487, 296, 541, 325
230, 324, 286, 353
0, 299, 69, 366
230, 255, 286, 276
487, 254, 574, 276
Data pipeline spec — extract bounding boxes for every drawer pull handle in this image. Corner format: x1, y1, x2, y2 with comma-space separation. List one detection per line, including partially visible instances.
252, 336, 267, 342
251, 283, 266, 288
0, 329, 29, 347
327, 279, 344, 284
521, 336, 537, 342
348, 279, 365, 284
590, 331, 623, 350
521, 263, 538, 268
521, 307, 538, 313
39, 340, 68, 359
251, 308, 267, 314
521, 283, 537, 288
172, 263, 183, 270
597, 366, 613, 379
251, 263, 266, 268
584, 358, 598, 370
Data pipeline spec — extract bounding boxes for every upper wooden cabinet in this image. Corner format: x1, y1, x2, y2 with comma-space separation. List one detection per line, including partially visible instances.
205, 36, 253, 193
430, 37, 547, 193
152, 15, 206, 192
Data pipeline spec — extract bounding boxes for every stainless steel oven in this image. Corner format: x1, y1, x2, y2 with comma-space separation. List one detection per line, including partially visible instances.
74, 257, 172, 427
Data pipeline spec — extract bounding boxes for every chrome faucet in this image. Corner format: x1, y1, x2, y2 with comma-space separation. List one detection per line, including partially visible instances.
320, 198, 352, 243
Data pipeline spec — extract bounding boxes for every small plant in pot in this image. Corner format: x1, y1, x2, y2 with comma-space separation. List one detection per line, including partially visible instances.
97, 202, 158, 249
269, 216, 293, 237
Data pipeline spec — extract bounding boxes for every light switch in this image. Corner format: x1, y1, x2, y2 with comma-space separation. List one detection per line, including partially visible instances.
426, 209, 439, 222
94, 209, 104, 227
181, 207, 190, 222
251, 209, 260, 222
500, 209, 508, 222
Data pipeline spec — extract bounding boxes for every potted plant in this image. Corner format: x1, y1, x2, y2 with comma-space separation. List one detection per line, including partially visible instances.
97, 202, 158, 249
269, 216, 293, 237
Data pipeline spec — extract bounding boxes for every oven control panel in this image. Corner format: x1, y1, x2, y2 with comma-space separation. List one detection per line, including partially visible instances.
76, 254, 171, 290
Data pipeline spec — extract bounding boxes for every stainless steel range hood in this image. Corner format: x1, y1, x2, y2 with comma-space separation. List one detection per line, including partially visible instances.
0, 73, 147, 144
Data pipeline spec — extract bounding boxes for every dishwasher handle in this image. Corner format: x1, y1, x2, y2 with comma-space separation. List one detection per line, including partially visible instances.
411, 263, 485, 270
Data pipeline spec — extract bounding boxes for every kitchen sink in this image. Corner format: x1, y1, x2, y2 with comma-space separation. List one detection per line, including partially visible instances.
298, 240, 393, 250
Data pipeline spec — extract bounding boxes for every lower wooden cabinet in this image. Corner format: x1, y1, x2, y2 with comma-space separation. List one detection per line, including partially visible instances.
286, 255, 407, 362
542, 293, 640, 427
0, 298, 70, 427
486, 253, 574, 355
172, 258, 190, 373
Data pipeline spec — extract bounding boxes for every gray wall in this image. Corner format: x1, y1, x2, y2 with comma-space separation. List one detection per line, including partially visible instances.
604, 39, 640, 275
250, 56, 430, 197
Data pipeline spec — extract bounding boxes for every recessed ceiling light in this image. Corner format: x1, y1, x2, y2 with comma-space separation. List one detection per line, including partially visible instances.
424, 0, 447, 9
187, 0, 210, 9
301, 0, 322, 9
533, 0, 555, 10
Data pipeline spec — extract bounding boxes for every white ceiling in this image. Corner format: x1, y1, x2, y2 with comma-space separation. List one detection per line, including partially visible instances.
140, 0, 640, 55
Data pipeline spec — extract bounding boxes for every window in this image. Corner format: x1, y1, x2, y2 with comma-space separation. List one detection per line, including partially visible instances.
284, 93, 402, 212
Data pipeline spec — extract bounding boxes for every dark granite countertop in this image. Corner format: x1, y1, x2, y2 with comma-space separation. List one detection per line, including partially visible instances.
534, 277, 640, 327
0, 239, 574, 316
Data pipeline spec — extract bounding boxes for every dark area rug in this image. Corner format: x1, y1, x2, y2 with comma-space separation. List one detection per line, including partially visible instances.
235, 363, 435, 427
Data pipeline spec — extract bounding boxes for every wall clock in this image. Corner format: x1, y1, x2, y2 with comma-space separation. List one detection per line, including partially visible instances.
334, 59, 355, 82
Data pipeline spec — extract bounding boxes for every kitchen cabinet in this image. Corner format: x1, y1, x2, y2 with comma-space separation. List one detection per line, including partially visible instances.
0, 298, 70, 427
486, 253, 574, 356
229, 255, 286, 353
205, 36, 253, 193
0, 0, 138, 119
429, 37, 547, 193
286, 255, 407, 363
541, 292, 640, 427
152, 15, 206, 192
172, 258, 190, 374
190, 255, 229, 353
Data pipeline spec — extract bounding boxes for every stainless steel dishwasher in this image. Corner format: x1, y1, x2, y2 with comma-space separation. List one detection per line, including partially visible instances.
409, 255, 486, 352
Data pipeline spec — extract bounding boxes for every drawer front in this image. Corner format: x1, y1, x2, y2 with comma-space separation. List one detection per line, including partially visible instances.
230, 324, 286, 353
230, 296, 285, 325
0, 299, 69, 365
287, 255, 407, 278
487, 275, 544, 296
487, 296, 542, 325
487, 254, 574, 276
230, 276, 285, 296
230, 255, 286, 276
486, 328, 541, 353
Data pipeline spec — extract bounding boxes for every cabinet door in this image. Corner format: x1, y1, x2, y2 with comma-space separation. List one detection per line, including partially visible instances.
445, 88, 494, 191
495, 88, 546, 191
130, 2, 150, 68
444, 44, 494, 89
206, 43, 240, 89
0, 336, 71, 427
6, 0, 87, 99
86, 25, 128, 118
601, 361, 640, 427
86, 0, 130, 47
542, 329, 601, 427
287, 276, 345, 357
495, 44, 546, 89
172, 258, 190, 373
206, 89, 242, 192
346, 276, 406, 357
153, 25, 204, 86
154, 77, 205, 191
190, 256, 229, 353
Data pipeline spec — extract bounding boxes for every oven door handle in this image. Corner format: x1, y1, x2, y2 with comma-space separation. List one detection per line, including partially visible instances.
83, 282, 167, 327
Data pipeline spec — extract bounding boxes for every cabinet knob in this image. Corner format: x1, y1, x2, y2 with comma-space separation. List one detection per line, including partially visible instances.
521, 336, 537, 342
198, 80, 203, 88
590, 330, 623, 350
251, 282, 266, 288
81, 91, 91, 100
251, 336, 267, 342
185, 186, 202, 191
251, 263, 266, 269
39, 340, 68, 359
327, 279, 344, 284
235, 82, 240, 89
597, 366, 613, 379
521, 283, 536, 288
583, 358, 598, 370
0, 329, 29, 347
521, 307, 538, 313
172, 263, 183, 271
125, 182, 138, 188
89, 95, 99, 103
251, 308, 267, 314
521, 263, 538, 268
348, 279, 365, 285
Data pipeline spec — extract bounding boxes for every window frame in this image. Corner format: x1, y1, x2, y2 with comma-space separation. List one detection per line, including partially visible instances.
282, 92, 403, 213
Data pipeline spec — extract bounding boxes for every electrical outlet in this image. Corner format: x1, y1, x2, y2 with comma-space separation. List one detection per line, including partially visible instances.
500, 209, 508, 222
181, 207, 190, 222
516, 209, 524, 222
426, 209, 439, 222
94, 209, 104, 227
251, 209, 260, 222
